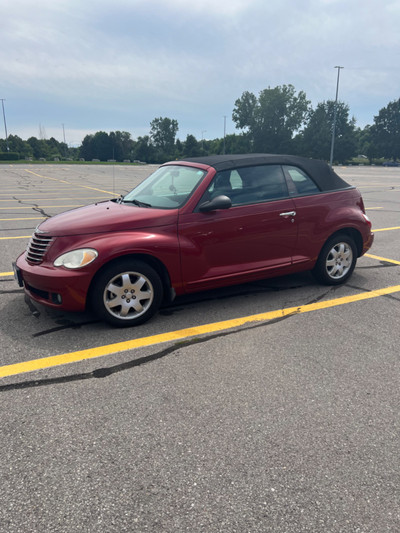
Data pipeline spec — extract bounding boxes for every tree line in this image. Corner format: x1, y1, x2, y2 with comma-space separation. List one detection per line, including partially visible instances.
1, 85, 400, 164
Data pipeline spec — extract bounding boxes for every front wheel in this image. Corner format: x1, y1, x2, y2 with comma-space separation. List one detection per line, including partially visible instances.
312, 234, 357, 285
90, 259, 163, 327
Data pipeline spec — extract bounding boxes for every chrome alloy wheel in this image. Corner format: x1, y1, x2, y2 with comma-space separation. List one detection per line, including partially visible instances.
103, 270, 154, 320
325, 242, 353, 280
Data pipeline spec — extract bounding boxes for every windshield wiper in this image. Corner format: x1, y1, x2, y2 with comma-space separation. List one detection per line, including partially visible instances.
122, 198, 152, 208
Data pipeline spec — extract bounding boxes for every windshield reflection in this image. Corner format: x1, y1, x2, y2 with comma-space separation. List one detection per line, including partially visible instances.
123, 165, 206, 209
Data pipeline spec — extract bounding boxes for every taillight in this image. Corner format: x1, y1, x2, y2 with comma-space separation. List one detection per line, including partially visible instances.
358, 197, 366, 214
362, 213, 372, 227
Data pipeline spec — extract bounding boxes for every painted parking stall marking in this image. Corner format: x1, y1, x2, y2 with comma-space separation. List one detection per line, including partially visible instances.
365, 254, 400, 265
374, 226, 400, 232
0, 205, 85, 210
0, 236, 33, 240
24, 169, 117, 195
0, 217, 47, 221
1, 283, 400, 379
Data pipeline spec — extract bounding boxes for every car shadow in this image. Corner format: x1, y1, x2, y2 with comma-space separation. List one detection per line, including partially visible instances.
22, 270, 315, 333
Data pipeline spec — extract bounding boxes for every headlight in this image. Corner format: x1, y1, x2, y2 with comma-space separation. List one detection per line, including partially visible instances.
54, 249, 98, 269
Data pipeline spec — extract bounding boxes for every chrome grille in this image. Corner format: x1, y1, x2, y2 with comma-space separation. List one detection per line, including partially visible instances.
26, 233, 53, 264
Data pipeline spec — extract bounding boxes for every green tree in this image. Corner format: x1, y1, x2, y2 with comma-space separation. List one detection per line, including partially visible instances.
27, 137, 52, 159
299, 101, 357, 162
368, 98, 400, 161
46, 137, 68, 159
80, 134, 94, 161
183, 134, 201, 157
355, 126, 372, 161
150, 117, 179, 161
132, 135, 155, 163
109, 131, 135, 161
1, 135, 33, 159
175, 139, 183, 158
92, 131, 113, 161
232, 85, 310, 153
224, 133, 252, 154
79, 131, 113, 161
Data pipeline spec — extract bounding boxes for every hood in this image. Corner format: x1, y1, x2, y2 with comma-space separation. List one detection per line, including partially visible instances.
36, 200, 178, 237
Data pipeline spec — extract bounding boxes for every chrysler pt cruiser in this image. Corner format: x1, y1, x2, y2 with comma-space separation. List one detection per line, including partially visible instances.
14, 155, 374, 326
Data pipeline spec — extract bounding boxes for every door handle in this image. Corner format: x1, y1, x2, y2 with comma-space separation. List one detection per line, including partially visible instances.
279, 211, 296, 217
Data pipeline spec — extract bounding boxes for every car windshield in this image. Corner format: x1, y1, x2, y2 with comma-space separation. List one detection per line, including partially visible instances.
122, 165, 206, 209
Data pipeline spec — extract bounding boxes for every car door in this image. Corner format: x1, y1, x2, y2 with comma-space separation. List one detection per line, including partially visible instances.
282, 164, 331, 267
178, 164, 298, 292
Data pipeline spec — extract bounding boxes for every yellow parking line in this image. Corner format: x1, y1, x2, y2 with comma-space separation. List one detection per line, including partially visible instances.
0, 217, 47, 221
0, 236, 31, 240
374, 226, 400, 232
0, 205, 84, 210
0, 197, 113, 202
365, 253, 400, 265
365, 207, 383, 210
24, 169, 116, 195
1, 284, 400, 379
0, 188, 100, 194
0, 271, 13, 276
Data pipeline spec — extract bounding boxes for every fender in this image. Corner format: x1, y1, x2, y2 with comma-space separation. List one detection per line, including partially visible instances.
47, 228, 183, 290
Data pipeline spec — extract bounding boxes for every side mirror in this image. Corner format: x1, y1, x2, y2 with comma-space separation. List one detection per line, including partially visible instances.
199, 195, 232, 212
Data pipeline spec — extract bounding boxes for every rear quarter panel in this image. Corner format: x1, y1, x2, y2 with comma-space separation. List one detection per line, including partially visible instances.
292, 188, 369, 265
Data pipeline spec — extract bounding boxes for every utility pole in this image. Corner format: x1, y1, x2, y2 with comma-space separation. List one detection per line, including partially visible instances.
329, 66, 343, 166
1, 99, 9, 151
223, 115, 226, 154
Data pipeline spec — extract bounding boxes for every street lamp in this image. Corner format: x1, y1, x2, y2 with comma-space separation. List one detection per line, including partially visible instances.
223, 115, 226, 154
1, 99, 9, 151
329, 66, 343, 166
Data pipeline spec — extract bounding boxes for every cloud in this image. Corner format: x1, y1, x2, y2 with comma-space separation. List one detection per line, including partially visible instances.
1, 0, 400, 142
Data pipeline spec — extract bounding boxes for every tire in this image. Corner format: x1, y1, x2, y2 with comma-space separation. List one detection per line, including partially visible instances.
90, 259, 163, 327
312, 234, 357, 285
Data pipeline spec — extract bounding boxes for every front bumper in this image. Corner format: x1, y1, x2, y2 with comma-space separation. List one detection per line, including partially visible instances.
15, 252, 93, 311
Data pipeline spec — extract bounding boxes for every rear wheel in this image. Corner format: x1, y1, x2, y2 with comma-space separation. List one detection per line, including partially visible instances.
90, 259, 163, 327
313, 234, 357, 285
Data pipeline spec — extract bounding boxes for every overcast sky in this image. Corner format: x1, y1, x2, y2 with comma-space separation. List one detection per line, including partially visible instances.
1, 0, 399, 146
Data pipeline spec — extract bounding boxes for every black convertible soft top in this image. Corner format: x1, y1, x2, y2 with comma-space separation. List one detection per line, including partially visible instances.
179, 154, 351, 192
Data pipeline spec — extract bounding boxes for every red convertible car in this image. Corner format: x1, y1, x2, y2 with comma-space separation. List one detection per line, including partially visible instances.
14, 154, 374, 326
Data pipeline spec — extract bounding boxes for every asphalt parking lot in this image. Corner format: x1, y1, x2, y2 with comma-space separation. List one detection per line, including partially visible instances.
0, 163, 399, 532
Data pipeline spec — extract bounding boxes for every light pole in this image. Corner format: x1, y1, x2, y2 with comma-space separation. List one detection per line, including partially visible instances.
1, 99, 9, 151
329, 66, 343, 166
223, 115, 226, 154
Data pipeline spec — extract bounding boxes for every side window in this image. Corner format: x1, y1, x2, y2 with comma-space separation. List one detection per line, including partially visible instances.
284, 166, 320, 195
209, 170, 235, 198
233, 165, 288, 205
230, 170, 243, 190
197, 165, 289, 209
196, 170, 235, 209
